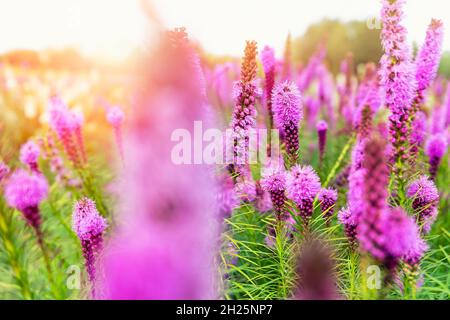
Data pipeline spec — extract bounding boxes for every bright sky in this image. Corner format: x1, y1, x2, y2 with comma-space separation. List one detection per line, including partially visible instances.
0, 0, 449, 60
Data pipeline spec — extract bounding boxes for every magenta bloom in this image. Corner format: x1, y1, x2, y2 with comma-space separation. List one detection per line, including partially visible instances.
272, 81, 302, 161
407, 176, 439, 234
261, 46, 276, 127
0, 161, 9, 182
100, 29, 218, 300
316, 120, 328, 164
379, 0, 416, 169
106, 106, 125, 163
19, 141, 40, 172
261, 161, 287, 219
287, 165, 321, 222
4, 169, 48, 230
318, 188, 337, 220
73, 198, 107, 297
235, 179, 257, 203
338, 207, 358, 246
410, 111, 427, 157
425, 133, 448, 179
317, 64, 335, 126
217, 175, 239, 219
415, 19, 444, 103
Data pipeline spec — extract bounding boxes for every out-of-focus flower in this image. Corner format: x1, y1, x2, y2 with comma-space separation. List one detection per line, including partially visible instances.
4, 169, 48, 230
407, 176, 439, 234
100, 28, 218, 299
106, 106, 125, 163
73, 198, 107, 297
425, 133, 448, 179
19, 141, 40, 172
294, 237, 339, 300
379, 0, 416, 177
316, 120, 328, 164
272, 81, 302, 162
287, 165, 321, 223
0, 161, 9, 182
318, 188, 337, 221
217, 175, 239, 219
261, 46, 276, 130
235, 178, 257, 203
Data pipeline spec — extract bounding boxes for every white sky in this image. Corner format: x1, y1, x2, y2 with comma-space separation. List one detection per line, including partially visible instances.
0, 0, 449, 60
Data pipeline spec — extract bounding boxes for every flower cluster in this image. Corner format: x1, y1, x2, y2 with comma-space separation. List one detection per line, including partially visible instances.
407, 176, 439, 234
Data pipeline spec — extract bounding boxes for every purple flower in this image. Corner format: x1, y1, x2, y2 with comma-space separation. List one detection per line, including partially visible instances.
410, 111, 427, 158
298, 45, 326, 92
425, 133, 448, 179
316, 64, 335, 126
316, 120, 328, 164
230, 41, 258, 170
379, 0, 417, 173
318, 188, 337, 221
287, 165, 321, 223
338, 207, 358, 246
100, 29, 218, 299
261, 161, 287, 219
261, 46, 276, 127
19, 141, 40, 172
73, 198, 107, 297
235, 179, 257, 203
106, 106, 125, 163
415, 19, 444, 101
407, 176, 439, 234
48, 96, 83, 167
0, 161, 10, 182
272, 81, 302, 161
4, 169, 48, 230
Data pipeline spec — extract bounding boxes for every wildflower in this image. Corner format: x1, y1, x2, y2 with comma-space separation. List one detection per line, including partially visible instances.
217, 175, 239, 219
414, 19, 444, 107
231, 41, 258, 170
272, 81, 302, 162
19, 141, 40, 172
379, 0, 416, 179
261, 46, 276, 123
317, 64, 335, 126
100, 29, 218, 299
294, 237, 339, 300
338, 207, 358, 246
106, 106, 125, 163
318, 188, 337, 221
407, 176, 439, 234
316, 120, 328, 164
425, 133, 447, 179
48, 96, 82, 167
73, 198, 107, 297
287, 165, 321, 223
235, 179, 257, 203
410, 111, 427, 159
261, 161, 287, 220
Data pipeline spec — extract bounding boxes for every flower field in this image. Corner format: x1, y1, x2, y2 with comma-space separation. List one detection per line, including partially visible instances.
0, 0, 449, 300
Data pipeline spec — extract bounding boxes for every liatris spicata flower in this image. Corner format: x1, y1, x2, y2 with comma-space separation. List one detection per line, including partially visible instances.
294, 237, 339, 300
287, 165, 321, 224
4, 169, 48, 232
316, 120, 328, 165
261, 46, 276, 135
261, 161, 287, 220
425, 133, 448, 179
317, 64, 335, 126
298, 45, 326, 92
106, 106, 125, 163
318, 188, 337, 221
0, 161, 9, 182
19, 141, 40, 172
230, 41, 258, 170
281, 33, 292, 81
48, 96, 83, 167
235, 178, 257, 203
407, 176, 439, 234
73, 197, 107, 297
379, 0, 416, 179
338, 207, 358, 246
272, 81, 302, 163
100, 29, 218, 299
70, 110, 86, 164
414, 19, 444, 108
255, 183, 273, 213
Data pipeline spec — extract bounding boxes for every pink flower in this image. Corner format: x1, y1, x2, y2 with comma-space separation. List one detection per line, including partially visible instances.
407, 176, 439, 234
425, 133, 448, 179
19, 141, 40, 172
106, 106, 125, 127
